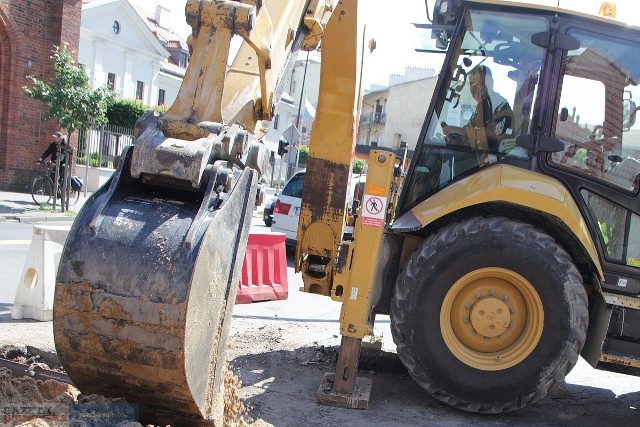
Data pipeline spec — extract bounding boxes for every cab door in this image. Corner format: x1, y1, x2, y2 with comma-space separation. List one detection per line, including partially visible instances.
542, 23, 640, 296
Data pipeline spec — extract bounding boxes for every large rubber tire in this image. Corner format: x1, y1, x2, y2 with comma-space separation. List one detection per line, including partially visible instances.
391, 216, 588, 413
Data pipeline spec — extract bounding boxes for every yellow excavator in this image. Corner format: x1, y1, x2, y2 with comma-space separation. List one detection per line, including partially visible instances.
54, 0, 640, 424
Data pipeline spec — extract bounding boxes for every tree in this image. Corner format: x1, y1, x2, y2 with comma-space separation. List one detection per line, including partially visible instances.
353, 158, 366, 174
23, 43, 114, 137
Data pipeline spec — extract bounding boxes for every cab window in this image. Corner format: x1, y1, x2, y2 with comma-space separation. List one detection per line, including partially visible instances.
550, 29, 640, 193
582, 190, 640, 267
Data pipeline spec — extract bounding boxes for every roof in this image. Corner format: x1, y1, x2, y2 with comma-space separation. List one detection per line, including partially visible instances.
82, 0, 169, 58
83, 1, 188, 51
130, 3, 188, 51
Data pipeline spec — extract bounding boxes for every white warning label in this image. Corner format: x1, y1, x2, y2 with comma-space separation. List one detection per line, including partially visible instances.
362, 194, 386, 227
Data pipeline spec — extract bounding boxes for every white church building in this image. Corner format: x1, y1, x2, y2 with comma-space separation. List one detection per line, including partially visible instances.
79, 0, 188, 107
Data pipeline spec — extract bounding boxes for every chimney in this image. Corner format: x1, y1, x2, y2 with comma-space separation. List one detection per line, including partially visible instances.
155, 5, 171, 29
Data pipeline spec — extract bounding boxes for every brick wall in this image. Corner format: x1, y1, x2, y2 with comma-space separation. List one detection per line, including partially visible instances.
0, 0, 81, 192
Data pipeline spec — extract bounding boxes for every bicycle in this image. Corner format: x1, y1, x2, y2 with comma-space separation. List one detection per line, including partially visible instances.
31, 161, 80, 206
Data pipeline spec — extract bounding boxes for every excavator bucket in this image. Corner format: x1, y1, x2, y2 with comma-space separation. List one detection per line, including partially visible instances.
53, 146, 256, 425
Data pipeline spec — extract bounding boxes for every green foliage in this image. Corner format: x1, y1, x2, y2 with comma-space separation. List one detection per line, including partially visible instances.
23, 43, 115, 135
106, 98, 169, 128
572, 148, 588, 169
78, 151, 100, 167
353, 158, 366, 174
298, 145, 309, 164
107, 98, 147, 128
154, 104, 169, 115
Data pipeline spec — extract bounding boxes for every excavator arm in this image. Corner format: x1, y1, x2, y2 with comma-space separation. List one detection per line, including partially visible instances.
53, 1, 338, 424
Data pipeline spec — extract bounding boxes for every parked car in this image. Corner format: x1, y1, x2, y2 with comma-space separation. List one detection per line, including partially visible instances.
271, 170, 366, 247
262, 194, 278, 227
271, 171, 305, 247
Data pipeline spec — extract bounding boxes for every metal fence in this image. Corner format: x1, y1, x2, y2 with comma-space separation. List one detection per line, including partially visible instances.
77, 124, 134, 169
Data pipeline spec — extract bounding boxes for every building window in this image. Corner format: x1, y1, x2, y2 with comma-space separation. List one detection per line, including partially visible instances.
158, 89, 166, 106
179, 51, 188, 68
112, 20, 121, 35
136, 81, 144, 101
273, 114, 279, 130
107, 73, 116, 91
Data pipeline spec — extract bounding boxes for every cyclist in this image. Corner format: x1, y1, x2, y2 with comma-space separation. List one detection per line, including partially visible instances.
37, 131, 70, 194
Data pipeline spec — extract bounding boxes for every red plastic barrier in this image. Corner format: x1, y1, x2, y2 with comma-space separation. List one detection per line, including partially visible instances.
236, 231, 289, 304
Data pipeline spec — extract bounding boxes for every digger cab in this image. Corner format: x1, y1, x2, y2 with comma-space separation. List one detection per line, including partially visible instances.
398, 0, 640, 287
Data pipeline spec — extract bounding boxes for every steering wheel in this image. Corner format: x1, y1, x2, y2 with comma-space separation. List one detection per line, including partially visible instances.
441, 121, 466, 146
445, 132, 466, 146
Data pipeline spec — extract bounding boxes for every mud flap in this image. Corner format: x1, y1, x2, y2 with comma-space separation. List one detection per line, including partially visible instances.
53, 146, 256, 425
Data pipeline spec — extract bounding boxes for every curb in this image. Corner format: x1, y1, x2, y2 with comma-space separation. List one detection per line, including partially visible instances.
0, 215, 76, 224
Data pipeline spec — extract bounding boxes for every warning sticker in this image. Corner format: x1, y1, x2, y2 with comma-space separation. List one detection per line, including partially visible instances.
362, 194, 386, 227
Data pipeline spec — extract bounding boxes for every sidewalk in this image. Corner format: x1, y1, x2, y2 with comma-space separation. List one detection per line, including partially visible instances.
0, 190, 89, 223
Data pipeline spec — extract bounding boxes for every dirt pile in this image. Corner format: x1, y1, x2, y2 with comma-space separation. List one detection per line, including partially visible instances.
0, 368, 78, 426
0, 363, 270, 427
0, 345, 63, 373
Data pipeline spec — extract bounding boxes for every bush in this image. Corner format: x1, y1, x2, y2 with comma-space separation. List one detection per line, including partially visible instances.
106, 99, 147, 128
107, 99, 168, 128
298, 145, 309, 164
88, 152, 99, 167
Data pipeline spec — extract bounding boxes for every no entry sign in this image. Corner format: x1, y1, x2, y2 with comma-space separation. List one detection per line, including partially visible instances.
362, 194, 386, 227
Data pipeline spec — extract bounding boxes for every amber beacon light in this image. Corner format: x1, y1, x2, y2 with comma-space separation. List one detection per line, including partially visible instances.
599, 2, 617, 18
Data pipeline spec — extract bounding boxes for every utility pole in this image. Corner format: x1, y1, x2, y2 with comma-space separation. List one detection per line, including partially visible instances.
292, 51, 310, 177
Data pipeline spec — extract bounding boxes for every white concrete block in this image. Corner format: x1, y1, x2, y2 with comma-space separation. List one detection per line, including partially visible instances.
11, 224, 71, 321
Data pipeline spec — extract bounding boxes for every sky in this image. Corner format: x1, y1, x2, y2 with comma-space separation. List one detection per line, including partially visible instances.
126, 0, 640, 88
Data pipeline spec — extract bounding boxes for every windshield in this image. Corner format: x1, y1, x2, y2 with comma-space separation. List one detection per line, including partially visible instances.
402, 9, 548, 210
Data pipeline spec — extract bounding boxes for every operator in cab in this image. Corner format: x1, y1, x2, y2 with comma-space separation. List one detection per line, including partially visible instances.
442, 65, 514, 156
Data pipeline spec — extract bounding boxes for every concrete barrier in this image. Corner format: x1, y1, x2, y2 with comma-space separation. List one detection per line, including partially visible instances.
11, 224, 71, 321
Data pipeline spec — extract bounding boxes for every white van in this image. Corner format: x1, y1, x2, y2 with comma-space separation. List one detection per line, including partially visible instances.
271, 170, 366, 248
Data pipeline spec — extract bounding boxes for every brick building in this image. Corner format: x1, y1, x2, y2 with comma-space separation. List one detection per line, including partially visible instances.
0, 0, 82, 191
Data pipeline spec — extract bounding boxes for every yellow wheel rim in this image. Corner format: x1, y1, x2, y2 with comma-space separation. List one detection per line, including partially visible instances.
440, 268, 544, 371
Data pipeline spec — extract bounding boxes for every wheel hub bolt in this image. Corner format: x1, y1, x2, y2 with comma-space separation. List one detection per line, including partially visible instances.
510, 308, 516, 314
489, 289, 496, 296
483, 337, 489, 342
463, 317, 470, 323
498, 334, 504, 339
502, 295, 509, 302
474, 292, 481, 299
465, 303, 471, 309
471, 329, 477, 336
